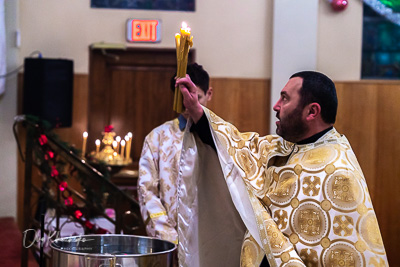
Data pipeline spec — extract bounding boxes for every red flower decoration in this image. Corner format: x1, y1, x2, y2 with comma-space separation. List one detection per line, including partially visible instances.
51, 166, 59, 177
104, 125, 114, 133
64, 196, 73, 206
59, 181, 68, 191
85, 221, 94, 230
74, 210, 83, 219
38, 134, 48, 145
47, 151, 55, 159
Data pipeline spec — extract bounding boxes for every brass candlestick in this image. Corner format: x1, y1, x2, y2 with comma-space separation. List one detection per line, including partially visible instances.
87, 126, 133, 166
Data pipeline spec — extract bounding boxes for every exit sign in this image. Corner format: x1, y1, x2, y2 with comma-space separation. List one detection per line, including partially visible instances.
127, 19, 161, 43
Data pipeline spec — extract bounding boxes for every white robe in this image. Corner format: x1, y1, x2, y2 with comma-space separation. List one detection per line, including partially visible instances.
138, 117, 246, 267
138, 118, 183, 244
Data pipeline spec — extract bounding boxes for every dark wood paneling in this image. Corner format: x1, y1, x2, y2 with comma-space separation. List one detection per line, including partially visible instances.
208, 78, 270, 135
88, 48, 195, 168
375, 85, 400, 266
335, 83, 378, 191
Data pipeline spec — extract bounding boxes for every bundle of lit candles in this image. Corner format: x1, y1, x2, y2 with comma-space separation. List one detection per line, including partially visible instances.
81, 129, 133, 165
173, 22, 193, 113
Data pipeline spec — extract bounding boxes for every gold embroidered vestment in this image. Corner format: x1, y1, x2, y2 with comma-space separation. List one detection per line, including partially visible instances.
180, 108, 388, 267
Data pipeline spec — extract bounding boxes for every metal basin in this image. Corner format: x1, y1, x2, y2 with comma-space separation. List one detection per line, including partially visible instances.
51, 234, 176, 267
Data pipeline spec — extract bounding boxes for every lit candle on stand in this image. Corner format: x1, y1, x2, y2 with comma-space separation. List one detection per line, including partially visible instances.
121, 140, 126, 160
82, 132, 88, 157
124, 136, 130, 160
127, 132, 133, 161
95, 139, 101, 155
173, 22, 193, 113
116, 136, 121, 155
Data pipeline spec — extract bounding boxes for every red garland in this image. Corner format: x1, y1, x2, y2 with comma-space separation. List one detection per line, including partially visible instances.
58, 181, 68, 191
64, 196, 74, 206
51, 166, 59, 177
38, 134, 48, 145
47, 151, 54, 159
38, 132, 112, 235
74, 210, 83, 219
85, 221, 94, 230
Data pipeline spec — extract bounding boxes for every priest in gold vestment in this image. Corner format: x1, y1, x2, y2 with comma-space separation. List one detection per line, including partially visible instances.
176, 71, 388, 267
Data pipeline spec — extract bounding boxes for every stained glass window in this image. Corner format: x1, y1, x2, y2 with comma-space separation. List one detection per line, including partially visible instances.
362, 3, 400, 79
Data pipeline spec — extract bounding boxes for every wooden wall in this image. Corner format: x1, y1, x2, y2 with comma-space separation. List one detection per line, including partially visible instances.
334, 81, 400, 266
208, 78, 270, 135
87, 48, 186, 169
17, 75, 399, 265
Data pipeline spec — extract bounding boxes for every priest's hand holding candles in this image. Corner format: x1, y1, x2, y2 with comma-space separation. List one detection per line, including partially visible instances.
173, 22, 193, 113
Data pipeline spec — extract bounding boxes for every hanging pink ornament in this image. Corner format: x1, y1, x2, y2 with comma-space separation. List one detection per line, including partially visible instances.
331, 0, 348, 11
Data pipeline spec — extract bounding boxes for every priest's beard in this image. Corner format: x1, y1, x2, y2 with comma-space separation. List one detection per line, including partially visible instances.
276, 105, 309, 143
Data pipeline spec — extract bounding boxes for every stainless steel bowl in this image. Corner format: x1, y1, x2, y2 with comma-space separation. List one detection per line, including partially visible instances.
50, 234, 176, 267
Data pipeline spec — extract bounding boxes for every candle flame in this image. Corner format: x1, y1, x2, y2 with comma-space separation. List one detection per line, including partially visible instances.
83, 132, 88, 138
182, 21, 188, 29
121, 140, 126, 146
95, 139, 101, 146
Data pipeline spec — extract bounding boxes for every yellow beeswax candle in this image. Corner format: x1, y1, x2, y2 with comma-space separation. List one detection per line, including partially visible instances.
95, 139, 101, 155
127, 132, 133, 160
173, 22, 193, 113
116, 136, 121, 154
82, 132, 88, 157
121, 140, 126, 160
124, 135, 130, 160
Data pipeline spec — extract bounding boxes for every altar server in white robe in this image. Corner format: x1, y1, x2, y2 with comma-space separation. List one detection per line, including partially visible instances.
138, 63, 247, 267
